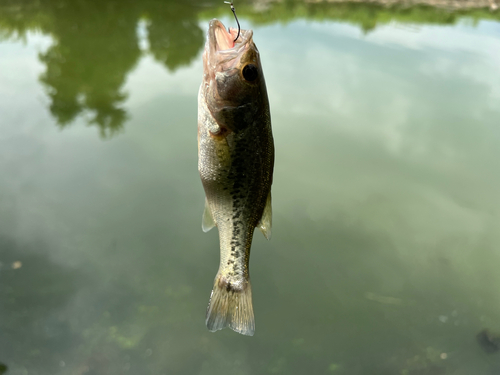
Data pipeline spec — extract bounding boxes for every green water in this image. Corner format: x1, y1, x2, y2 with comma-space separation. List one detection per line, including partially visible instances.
1, 1, 500, 374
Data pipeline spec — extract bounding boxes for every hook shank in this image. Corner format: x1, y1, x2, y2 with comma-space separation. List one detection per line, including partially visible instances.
224, 1, 241, 42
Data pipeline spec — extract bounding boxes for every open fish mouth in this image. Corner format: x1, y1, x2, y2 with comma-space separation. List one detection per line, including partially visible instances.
212, 19, 237, 51
206, 19, 253, 68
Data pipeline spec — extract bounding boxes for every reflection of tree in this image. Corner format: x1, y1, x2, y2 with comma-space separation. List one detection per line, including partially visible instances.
0, 1, 47, 42
203, 0, 500, 32
148, 18, 204, 72
145, 1, 204, 71
37, 0, 141, 138
34, 0, 205, 138
0, 0, 206, 138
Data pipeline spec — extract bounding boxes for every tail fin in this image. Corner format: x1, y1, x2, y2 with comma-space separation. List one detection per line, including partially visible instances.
205, 274, 255, 336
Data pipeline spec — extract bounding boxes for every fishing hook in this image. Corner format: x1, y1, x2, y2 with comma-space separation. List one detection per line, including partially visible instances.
224, 1, 240, 42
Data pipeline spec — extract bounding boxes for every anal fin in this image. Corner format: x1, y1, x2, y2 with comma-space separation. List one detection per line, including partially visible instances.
258, 192, 272, 240
202, 198, 216, 232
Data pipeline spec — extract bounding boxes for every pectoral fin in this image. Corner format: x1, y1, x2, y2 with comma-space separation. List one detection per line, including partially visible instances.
202, 199, 216, 232
258, 192, 272, 240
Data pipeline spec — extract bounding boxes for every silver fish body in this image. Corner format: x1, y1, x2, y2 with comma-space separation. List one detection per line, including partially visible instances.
198, 19, 274, 336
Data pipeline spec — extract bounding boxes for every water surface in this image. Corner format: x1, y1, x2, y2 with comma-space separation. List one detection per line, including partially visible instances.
1, 1, 500, 374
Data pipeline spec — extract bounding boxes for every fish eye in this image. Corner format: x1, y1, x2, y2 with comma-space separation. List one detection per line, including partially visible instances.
242, 64, 258, 82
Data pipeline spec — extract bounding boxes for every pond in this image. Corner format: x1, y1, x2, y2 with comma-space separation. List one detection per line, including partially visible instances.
1, 1, 500, 374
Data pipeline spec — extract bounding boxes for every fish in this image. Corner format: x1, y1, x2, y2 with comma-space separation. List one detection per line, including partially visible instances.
198, 19, 274, 336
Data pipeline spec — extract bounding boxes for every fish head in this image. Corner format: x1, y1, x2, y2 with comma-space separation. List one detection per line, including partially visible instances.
202, 19, 268, 134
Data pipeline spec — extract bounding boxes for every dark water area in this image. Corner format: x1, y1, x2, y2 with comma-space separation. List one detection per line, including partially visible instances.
1, 1, 500, 374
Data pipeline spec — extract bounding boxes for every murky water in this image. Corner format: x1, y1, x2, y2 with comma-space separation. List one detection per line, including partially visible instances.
1, 1, 500, 374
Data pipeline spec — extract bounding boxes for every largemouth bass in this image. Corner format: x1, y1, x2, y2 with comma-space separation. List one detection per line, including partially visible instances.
198, 19, 274, 336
